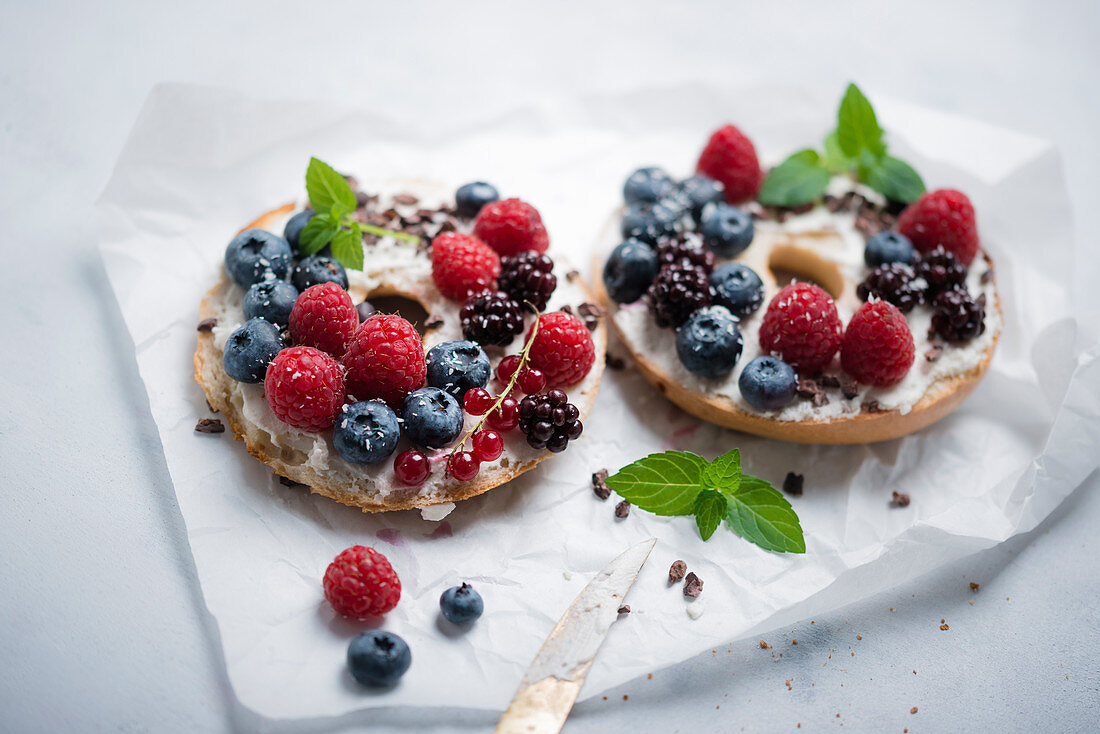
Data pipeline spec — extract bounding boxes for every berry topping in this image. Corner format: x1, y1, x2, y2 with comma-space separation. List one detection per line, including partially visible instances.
334, 400, 401, 465
222, 318, 284, 384
517, 367, 547, 395
496, 354, 522, 383
603, 239, 659, 304
455, 181, 500, 218
695, 124, 764, 204
841, 301, 916, 387
646, 264, 713, 329
426, 340, 490, 399
700, 203, 754, 257
623, 167, 675, 205
463, 387, 494, 416
224, 228, 292, 287
525, 311, 596, 387
657, 240, 715, 273
931, 288, 986, 342
897, 188, 980, 265
472, 429, 504, 462
342, 314, 426, 409
620, 200, 683, 244
710, 263, 764, 318
283, 209, 315, 253
291, 253, 349, 292
243, 279, 299, 328
401, 387, 463, 449
864, 231, 916, 267
472, 198, 549, 256
498, 251, 557, 312
758, 283, 843, 375
447, 451, 480, 481
393, 450, 431, 486
678, 174, 726, 220
856, 263, 925, 313
738, 356, 798, 411
519, 390, 583, 452
347, 631, 411, 687
439, 583, 484, 625
430, 232, 501, 302
324, 545, 401, 619
460, 290, 525, 346
264, 346, 346, 431
289, 282, 359, 357
356, 300, 376, 322
675, 306, 743, 378
486, 396, 520, 432
914, 245, 968, 296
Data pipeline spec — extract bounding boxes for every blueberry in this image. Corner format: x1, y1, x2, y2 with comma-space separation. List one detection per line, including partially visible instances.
356, 300, 376, 323
620, 201, 683, 244
222, 318, 283, 383
864, 231, 916, 267
347, 631, 411, 687
426, 340, 490, 399
603, 239, 659, 304
439, 583, 484, 625
334, 401, 401, 464
675, 306, 743, 378
738, 356, 798, 411
401, 387, 463, 449
455, 181, 500, 218
224, 229, 292, 288
242, 280, 298, 328
291, 254, 349, 292
283, 209, 314, 252
623, 167, 675, 205
678, 175, 725, 220
710, 263, 764, 318
700, 203, 754, 257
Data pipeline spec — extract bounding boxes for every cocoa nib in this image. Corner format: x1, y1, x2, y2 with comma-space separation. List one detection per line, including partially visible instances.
614, 500, 631, 518
891, 491, 911, 508
783, 472, 804, 497
392, 193, 419, 206
197, 318, 217, 333
668, 560, 687, 583
925, 346, 943, 363
617, 605, 631, 615
592, 469, 611, 500
683, 572, 703, 598
194, 418, 224, 434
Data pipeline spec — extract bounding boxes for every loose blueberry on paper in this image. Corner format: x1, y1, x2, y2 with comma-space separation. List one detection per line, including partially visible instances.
439, 583, 484, 625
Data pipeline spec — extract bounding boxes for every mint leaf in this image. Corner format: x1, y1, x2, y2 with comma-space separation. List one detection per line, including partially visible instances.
758, 149, 831, 207
605, 451, 708, 516
822, 131, 854, 174
329, 227, 364, 271
724, 475, 806, 554
703, 448, 741, 492
298, 213, 337, 256
864, 155, 926, 204
305, 157, 356, 214
836, 83, 885, 158
693, 489, 726, 541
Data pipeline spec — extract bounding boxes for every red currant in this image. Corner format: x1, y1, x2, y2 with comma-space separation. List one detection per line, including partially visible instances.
517, 367, 547, 395
496, 355, 522, 384
463, 387, 494, 415
487, 396, 520, 431
447, 451, 480, 481
393, 450, 430, 486
472, 429, 504, 462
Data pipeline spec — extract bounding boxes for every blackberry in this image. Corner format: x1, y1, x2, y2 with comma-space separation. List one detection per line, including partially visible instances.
460, 290, 525, 346
498, 251, 557, 311
518, 389, 582, 453
857, 263, 925, 313
656, 240, 715, 274
647, 264, 712, 328
931, 288, 986, 342
914, 245, 967, 296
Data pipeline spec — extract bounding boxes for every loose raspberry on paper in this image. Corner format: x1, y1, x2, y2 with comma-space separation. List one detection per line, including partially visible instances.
323, 545, 401, 619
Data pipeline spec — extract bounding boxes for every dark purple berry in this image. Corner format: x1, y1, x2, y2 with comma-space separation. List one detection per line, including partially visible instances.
857, 263, 926, 313
460, 290, 525, 346
647, 264, 713, 328
914, 245, 967, 296
519, 392, 583, 452
931, 289, 986, 342
498, 251, 557, 311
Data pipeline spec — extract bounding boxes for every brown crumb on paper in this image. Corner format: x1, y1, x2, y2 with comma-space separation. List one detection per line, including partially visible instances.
614, 499, 631, 518
910, 707, 918, 714
759, 640, 770, 650
668, 560, 687, 583
783, 472, 804, 497
592, 468, 611, 500
194, 418, 224, 434
617, 605, 630, 615
940, 623, 950, 630
683, 572, 703, 598
891, 491, 911, 508
970, 582, 980, 592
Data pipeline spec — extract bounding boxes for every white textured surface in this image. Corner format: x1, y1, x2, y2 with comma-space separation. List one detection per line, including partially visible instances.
1, 2, 1098, 733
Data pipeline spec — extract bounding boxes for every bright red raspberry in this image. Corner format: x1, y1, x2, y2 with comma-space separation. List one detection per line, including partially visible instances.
897, 189, 980, 265
696, 124, 763, 204
759, 283, 843, 375
841, 300, 915, 387
472, 198, 549, 257
289, 283, 359, 357
342, 314, 426, 409
430, 232, 501, 301
264, 346, 346, 431
525, 311, 596, 387
323, 545, 401, 619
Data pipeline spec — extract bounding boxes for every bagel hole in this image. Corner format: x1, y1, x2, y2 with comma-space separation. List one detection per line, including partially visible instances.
766, 243, 846, 300
365, 292, 432, 336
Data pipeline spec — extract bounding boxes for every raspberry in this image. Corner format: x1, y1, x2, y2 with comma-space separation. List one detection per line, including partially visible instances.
264, 346, 346, 431
897, 189, 980, 265
657, 240, 715, 274
931, 288, 986, 342
430, 232, 501, 301
472, 198, 549, 257
695, 124, 764, 204
525, 311, 596, 387
288, 283, 359, 357
518, 389, 583, 452
856, 263, 925, 313
758, 283, 843, 375
914, 245, 968, 296
647, 264, 713, 328
323, 545, 401, 619
460, 290, 525, 346
498, 251, 557, 311
342, 315, 426, 409
840, 301, 916, 387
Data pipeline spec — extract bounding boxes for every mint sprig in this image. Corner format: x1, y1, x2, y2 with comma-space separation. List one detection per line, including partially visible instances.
298, 157, 419, 270
605, 449, 805, 553
757, 83, 925, 208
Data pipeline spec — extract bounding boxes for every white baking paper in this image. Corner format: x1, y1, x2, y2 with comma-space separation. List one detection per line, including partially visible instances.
97, 83, 1100, 722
